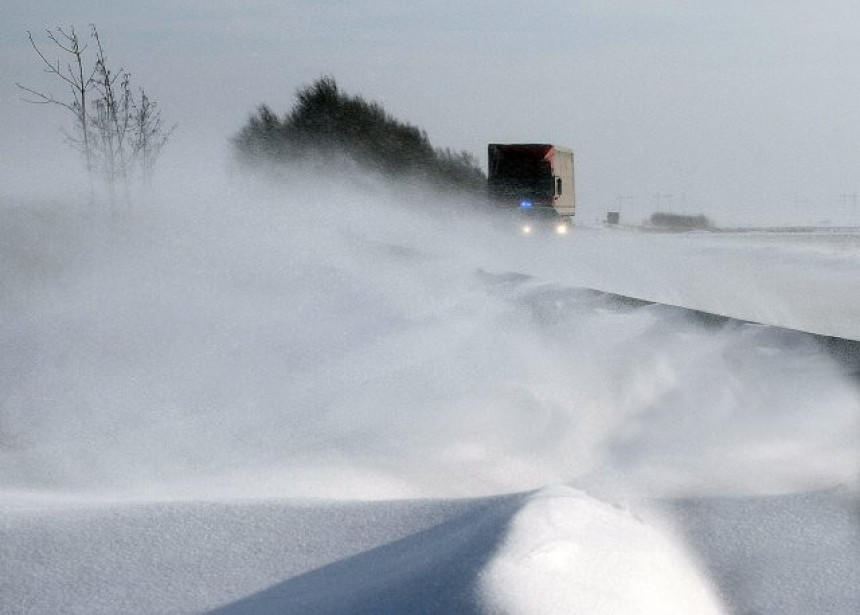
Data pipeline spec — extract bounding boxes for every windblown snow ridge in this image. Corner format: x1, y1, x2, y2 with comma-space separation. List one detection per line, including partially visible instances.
0, 488, 724, 614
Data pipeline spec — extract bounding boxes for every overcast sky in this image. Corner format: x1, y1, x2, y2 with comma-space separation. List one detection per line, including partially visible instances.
3, 1, 860, 224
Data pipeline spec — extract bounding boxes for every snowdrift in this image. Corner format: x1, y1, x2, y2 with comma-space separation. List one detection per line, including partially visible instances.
2, 488, 726, 614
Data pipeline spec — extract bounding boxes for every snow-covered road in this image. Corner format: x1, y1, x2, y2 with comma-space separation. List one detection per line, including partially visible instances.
493, 225, 860, 341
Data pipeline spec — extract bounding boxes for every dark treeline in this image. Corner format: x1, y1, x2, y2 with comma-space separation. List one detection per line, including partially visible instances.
232, 76, 485, 194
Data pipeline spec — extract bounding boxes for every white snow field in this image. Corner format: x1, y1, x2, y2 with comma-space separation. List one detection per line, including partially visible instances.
1, 177, 858, 614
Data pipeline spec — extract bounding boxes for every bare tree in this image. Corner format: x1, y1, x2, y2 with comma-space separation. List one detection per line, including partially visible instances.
90, 25, 133, 201
17, 24, 175, 203
16, 26, 97, 184
132, 89, 175, 186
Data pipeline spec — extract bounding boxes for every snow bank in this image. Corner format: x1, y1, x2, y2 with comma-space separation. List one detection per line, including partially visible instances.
0, 494, 519, 613
0, 489, 728, 614
3, 486, 853, 613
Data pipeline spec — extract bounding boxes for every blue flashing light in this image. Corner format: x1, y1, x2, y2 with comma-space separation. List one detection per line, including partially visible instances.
519, 199, 533, 209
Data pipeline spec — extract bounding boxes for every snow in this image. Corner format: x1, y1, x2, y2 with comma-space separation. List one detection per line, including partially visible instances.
0, 494, 522, 613
1, 177, 858, 613
477, 487, 723, 615
667, 489, 860, 614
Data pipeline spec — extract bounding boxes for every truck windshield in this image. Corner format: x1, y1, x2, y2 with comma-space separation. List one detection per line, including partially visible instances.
488, 158, 553, 199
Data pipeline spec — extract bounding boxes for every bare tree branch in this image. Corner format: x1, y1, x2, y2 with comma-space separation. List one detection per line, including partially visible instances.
15, 82, 74, 110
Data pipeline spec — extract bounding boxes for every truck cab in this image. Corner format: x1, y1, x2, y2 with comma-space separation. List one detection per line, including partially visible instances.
487, 143, 575, 235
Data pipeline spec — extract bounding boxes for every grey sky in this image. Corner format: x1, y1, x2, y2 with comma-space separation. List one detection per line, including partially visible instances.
3, 1, 859, 224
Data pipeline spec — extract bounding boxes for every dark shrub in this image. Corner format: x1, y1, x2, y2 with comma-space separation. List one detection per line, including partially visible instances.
233, 77, 485, 195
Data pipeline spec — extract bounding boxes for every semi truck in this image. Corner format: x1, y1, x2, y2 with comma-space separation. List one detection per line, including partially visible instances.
487, 143, 575, 235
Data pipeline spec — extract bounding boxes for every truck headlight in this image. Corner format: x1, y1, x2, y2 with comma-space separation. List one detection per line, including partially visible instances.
521, 225, 533, 235
555, 223, 568, 235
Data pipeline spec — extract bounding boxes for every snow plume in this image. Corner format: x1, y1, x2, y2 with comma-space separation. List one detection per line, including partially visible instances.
0, 172, 857, 503
478, 487, 723, 615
